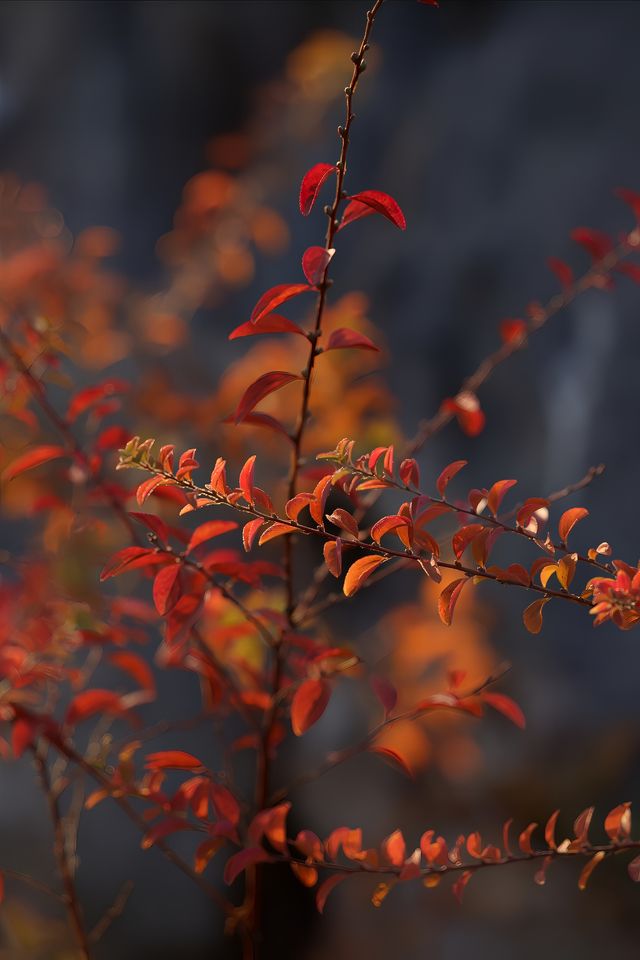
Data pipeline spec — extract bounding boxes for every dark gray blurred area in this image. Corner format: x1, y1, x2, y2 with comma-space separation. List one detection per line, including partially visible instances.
1, 1, 640, 958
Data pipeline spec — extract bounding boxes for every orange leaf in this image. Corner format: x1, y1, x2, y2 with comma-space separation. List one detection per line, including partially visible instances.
2, 445, 67, 481
604, 802, 632, 841
242, 518, 265, 552
522, 598, 550, 634
108, 651, 155, 694
518, 822, 538, 855
258, 522, 295, 545
578, 851, 605, 891
436, 460, 467, 497
323, 540, 343, 577
487, 479, 517, 517
438, 577, 468, 626
370, 515, 409, 545
239, 455, 256, 505
482, 692, 525, 729
343, 555, 386, 597
291, 678, 331, 736
381, 829, 406, 867
144, 750, 204, 771
558, 507, 589, 543
316, 874, 345, 914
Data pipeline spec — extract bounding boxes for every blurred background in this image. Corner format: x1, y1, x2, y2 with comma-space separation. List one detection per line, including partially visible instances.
1, 1, 640, 958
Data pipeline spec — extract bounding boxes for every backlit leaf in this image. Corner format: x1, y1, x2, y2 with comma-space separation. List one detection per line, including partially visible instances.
302, 246, 334, 285
233, 371, 303, 423
340, 190, 406, 231
558, 507, 588, 543
291, 678, 331, 735
2, 445, 67, 481
250, 284, 314, 325
343, 555, 386, 597
325, 328, 379, 352
522, 598, 550, 634
299, 163, 336, 216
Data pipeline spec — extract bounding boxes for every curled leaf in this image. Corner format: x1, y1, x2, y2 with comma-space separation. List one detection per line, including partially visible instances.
340, 190, 406, 231
343, 555, 386, 597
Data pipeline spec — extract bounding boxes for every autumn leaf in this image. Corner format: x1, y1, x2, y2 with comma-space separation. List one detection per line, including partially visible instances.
558, 507, 588, 543
343, 555, 386, 597
324, 327, 379, 352
2, 445, 67, 482
299, 163, 336, 216
522, 597, 550, 634
250, 284, 314, 325
144, 750, 205, 771
291, 678, 331, 736
302, 246, 334, 285
339, 190, 406, 231
233, 371, 303, 423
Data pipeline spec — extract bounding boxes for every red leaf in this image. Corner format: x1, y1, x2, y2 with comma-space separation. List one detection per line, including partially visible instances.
558, 507, 588, 543
100, 546, 166, 581
136, 475, 170, 506
604, 802, 632, 841
108, 651, 155, 693
547, 257, 574, 290
452, 524, 485, 560
2, 445, 67, 481
153, 564, 182, 615
316, 874, 346, 914
141, 819, 192, 850
436, 460, 467, 497
518, 822, 538, 855
66, 690, 125, 726
11, 717, 37, 758
343, 555, 386, 597
299, 163, 336, 216
438, 577, 468, 626
381, 829, 406, 867
482, 692, 526, 729
187, 520, 238, 553
224, 847, 272, 885
211, 784, 241, 825
578, 851, 605, 891
67, 379, 128, 422
233, 371, 303, 423
302, 246, 334, 285
250, 284, 314, 325
291, 678, 331, 736
324, 328, 379, 352
144, 750, 204, 771
340, 190, 406, 231
229, 314, 305, 340
129, 512, 172, 546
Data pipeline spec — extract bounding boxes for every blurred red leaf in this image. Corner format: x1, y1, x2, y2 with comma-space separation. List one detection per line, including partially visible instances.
299, 163, 336, 216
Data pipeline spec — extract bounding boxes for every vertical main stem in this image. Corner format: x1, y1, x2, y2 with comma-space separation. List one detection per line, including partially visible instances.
34, 748, 91, 960
247, 3, 386, 956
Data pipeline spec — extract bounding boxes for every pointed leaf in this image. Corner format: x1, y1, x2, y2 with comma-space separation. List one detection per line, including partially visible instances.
436, 460, 467, 497
558, 507, 588, 543
2, 445, 67, 481
325, 328, 379, 352
233, 371, 303, 423
299, 163, 336, 216
302, 246, 334, 285
291, 678, 331, 736
229, 314, 305, 340
343, 555, 386, 597
340, 190, 406, 231
522, 598, 550, 634
187, 520, 238, 553
250, 284, 314, 325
